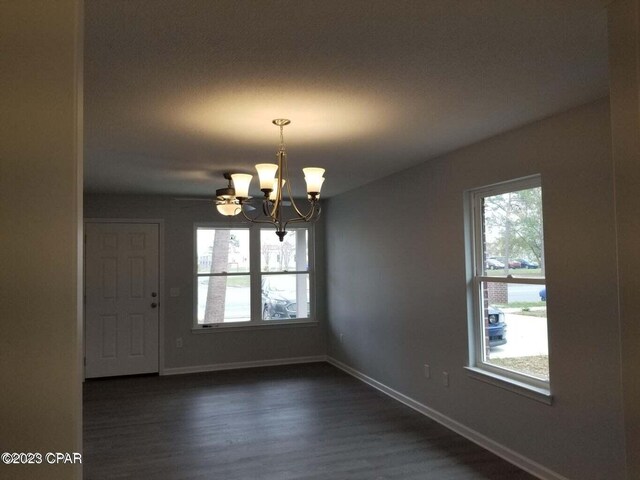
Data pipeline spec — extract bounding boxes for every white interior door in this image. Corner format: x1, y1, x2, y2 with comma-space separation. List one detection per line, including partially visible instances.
85, 222, 159, 378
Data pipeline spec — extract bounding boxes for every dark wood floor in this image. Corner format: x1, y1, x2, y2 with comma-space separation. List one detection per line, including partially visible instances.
83, 362, 536, 479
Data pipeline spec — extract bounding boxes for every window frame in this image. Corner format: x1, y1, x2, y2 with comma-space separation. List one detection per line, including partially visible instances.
193, 223, 316, 330
465, 175, 552, 401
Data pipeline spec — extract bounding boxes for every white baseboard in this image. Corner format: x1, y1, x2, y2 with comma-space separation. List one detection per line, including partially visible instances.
326, 356, 569, 480
162, 355, 327, 376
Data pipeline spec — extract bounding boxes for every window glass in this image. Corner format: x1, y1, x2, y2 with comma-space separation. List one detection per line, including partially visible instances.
261, 274, 310, 320
482, 187, 545, 278
260, 229, 308, 272
197, 275, 250, 324
479, 281, 548, 381
197, 228, 250, 274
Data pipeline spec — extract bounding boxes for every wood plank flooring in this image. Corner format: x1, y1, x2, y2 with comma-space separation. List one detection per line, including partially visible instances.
83, 362, 536, 479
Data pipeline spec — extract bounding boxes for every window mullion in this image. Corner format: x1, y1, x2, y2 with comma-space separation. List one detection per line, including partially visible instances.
197, 272, 252, 277
471, 276, 483, 367
249, 225, 262, 323
477, 276, 545, 285
307, 226, 316, 319
259, 270, 309, 275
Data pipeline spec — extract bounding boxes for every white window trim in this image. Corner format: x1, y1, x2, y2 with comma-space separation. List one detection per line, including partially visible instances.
192, 223, 317, 331
465, 175, 552, 403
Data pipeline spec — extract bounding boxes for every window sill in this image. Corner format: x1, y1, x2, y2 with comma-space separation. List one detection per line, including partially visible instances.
192, 319, 319, 333
464, 366, 553, 405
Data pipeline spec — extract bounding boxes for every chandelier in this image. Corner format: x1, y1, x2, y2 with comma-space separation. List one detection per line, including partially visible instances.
215, 119, 325, 241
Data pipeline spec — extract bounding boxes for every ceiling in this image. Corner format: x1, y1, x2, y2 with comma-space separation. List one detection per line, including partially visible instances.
84, 0, 609, 198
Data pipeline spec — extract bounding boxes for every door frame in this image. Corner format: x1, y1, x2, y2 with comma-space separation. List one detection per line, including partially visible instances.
84, 218, 165, 378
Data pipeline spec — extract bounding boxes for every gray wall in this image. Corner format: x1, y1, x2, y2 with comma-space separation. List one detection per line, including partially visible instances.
324, 99, 626, 480
84, 196, 326, 370
1, 1, 83, 479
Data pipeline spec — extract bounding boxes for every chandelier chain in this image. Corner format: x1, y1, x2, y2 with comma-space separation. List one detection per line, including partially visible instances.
279, 124, 285, 151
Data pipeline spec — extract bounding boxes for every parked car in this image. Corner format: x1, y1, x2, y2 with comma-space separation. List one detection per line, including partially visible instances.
516, 258, 539, 269
487, 306, 507, 347
486, 257, 521, 269
539, 288, 547, 301
262, 277, 309, 319
485, 258, 505, 270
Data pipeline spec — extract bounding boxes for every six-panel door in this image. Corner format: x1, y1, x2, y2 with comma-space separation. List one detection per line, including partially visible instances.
84, 222, 159, 378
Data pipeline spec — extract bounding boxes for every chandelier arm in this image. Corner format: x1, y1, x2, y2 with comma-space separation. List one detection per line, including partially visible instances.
306, 203, 321, 222
303, 201, 321, 221
284, 216, 310, 229
285, 188, 307, 219
284, 214, 317, 232
267, 153, 282, 219
284, 202, 320, 230
282, 151, 309, 219
239, 203, 278, 227
265, 197, 279, 219
263, 199, 274, 217
285, 202, 314, 224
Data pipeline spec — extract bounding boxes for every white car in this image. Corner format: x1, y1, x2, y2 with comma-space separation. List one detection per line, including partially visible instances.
485, 258, 505, 270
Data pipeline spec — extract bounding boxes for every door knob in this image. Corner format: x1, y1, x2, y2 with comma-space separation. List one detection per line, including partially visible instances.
151, 292, 157, 297
151, 302, 158, 308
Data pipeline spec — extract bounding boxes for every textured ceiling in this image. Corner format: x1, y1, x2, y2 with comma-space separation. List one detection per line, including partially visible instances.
84, 0, 608, 198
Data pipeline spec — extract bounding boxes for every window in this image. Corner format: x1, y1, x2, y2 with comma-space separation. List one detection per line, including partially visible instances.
196, 228, 251, 324
260, 229, 310, 320
467, 176, 550, 396
195, 225, 314, 328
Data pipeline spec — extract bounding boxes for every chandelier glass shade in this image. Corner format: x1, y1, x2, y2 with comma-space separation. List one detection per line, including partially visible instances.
214, 178, 241, 216
215, 119, 325, 241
